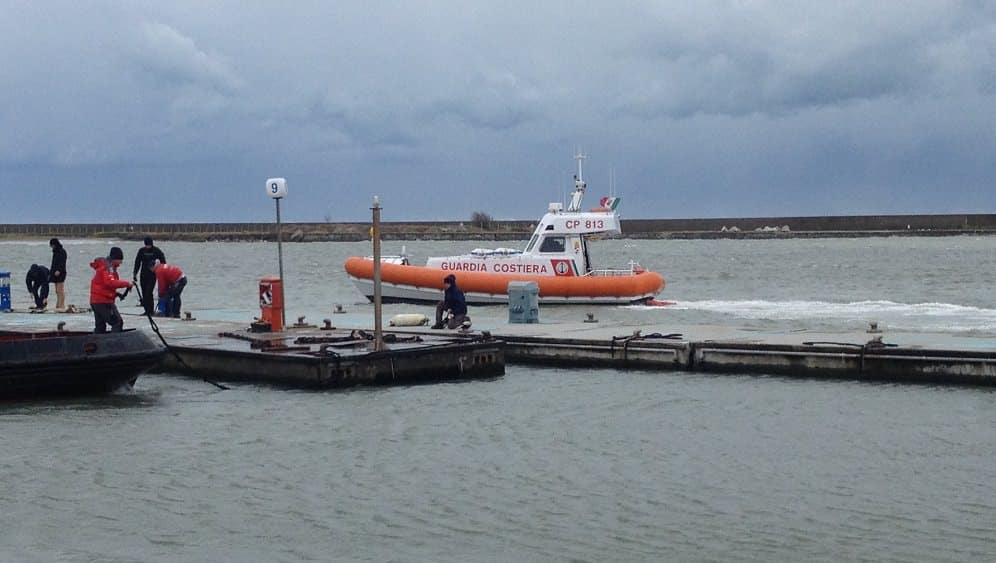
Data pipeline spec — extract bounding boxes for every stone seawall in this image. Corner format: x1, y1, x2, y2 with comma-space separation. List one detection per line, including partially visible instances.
2, 214, 994, 241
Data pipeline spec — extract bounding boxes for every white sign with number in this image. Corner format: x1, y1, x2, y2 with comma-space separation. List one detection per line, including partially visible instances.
266, 177, 287, 199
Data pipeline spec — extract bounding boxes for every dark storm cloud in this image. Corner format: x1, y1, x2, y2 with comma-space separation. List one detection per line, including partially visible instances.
1, 1, 994, 222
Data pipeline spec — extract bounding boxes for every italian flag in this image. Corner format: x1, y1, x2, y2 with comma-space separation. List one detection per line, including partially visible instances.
598, 196, 620, 210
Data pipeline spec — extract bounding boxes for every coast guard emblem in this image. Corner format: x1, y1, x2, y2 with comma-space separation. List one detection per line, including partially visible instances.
551, 259, 575, 276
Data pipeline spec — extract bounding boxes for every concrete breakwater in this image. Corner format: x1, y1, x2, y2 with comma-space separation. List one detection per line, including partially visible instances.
2, 213, 994, 241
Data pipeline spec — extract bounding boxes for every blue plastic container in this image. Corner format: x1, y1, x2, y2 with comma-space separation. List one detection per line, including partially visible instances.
157, 296, 172, 316
0, 271, 10, 311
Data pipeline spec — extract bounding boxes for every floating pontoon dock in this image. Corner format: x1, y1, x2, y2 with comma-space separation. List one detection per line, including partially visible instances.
5, 312, 995, 388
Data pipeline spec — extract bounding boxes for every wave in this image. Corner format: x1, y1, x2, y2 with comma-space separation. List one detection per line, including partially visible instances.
628, 299, 996, 332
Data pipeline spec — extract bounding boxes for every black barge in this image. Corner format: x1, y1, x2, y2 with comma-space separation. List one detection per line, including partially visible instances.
0, 329, 166, 399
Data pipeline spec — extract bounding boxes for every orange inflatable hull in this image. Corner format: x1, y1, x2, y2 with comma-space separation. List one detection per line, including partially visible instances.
345, 257, 665, 303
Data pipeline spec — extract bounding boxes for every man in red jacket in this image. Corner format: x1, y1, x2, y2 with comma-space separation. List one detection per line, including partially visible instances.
152, 260, 187, 318
89, 246, 134, 333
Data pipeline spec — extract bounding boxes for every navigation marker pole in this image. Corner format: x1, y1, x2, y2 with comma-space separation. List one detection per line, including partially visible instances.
266, 177, 288, 330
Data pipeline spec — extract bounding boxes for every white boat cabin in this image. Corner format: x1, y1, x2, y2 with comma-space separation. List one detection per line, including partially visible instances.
424, 154, 633, 278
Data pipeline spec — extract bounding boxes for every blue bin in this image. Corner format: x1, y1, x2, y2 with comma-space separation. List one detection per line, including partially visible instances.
0, 271, 10, 311
157, 296, 172, 316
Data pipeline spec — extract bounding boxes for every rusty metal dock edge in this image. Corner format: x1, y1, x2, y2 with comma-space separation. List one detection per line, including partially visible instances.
492, 335, 996, 386
162, 340, 505, 389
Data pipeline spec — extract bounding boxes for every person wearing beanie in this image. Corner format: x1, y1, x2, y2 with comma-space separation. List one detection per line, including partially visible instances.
25, 263, 50, 310
432, 273, 468, 329
152, 260, 187, 318
49, 238, 68, 310
89, 246, 134, 333
132, 236, 166, 316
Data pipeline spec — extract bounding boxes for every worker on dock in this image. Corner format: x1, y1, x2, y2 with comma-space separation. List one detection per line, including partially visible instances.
49, 238, 67, 310
133, 237, 166, 316
152, 260, 186, 318
25, 264, 50, 310
90, 247, 134, 333
432, 274, 468, 329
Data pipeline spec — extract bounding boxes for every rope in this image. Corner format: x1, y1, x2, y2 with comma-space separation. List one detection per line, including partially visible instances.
133, 283, 229, 390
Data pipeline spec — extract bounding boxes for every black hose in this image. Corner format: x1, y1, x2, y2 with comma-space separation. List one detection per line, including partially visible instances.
133, 283, 229, 391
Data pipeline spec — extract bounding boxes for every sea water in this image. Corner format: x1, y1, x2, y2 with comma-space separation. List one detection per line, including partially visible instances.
1, 237, 995, 561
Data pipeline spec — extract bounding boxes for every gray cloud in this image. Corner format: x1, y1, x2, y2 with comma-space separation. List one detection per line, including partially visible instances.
610, 1, 996, 118
129, 22, 245, 95
1, 1, 994, 222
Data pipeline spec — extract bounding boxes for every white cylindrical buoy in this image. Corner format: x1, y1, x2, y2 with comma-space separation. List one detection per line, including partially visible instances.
389, 313, 429, 327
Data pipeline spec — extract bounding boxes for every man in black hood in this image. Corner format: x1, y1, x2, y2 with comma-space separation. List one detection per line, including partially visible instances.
25, 263, 50, 310
133, 237, 166, 316
49, 238, 67, 310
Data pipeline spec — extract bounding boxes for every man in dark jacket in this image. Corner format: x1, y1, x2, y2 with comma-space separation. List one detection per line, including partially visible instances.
49, 238, 68, 310
432, 274, 469, 329
25, 263, 50, 310
132, 236, 166, 316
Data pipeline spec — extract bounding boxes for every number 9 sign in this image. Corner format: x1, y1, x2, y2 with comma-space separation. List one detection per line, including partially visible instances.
266, 177, 287, 199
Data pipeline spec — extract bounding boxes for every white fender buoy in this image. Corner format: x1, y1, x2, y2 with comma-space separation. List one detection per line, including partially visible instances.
389, 313, 429, 327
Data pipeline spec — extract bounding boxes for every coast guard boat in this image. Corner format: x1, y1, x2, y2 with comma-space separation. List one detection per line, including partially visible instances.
345, 154, 665, 305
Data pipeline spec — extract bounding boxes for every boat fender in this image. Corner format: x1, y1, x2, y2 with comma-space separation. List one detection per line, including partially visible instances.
388, 313, 430, 327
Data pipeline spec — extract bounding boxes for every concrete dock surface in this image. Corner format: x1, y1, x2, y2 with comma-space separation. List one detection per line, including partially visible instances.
382, 313, 996, 386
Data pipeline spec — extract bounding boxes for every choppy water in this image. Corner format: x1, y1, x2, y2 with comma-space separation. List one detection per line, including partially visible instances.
2, 236, 996, 561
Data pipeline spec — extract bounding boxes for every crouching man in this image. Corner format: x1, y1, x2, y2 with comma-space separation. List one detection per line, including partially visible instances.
25, 263, 50, 310
89, 247, 134, 333
432, 274, 468, 329
153, 260, 187, 318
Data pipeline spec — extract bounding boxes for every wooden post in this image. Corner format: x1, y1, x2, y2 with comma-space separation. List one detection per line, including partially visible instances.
372, 196, 384, 351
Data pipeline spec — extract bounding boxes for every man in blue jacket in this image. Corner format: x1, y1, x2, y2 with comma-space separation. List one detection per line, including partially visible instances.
432, 274, 468, 329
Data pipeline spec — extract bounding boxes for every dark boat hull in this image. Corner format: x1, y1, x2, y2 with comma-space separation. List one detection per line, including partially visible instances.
0, 330, 166, 399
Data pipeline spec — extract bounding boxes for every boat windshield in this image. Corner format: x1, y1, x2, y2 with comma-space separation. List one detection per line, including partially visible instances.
525, 234, 539, 253
539, 236, 566, 253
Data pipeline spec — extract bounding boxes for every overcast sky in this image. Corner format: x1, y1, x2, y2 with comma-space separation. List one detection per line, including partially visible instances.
2, 1, 994, 222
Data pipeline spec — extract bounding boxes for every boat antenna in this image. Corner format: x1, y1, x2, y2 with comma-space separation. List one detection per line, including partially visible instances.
567, 150, 587, 212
